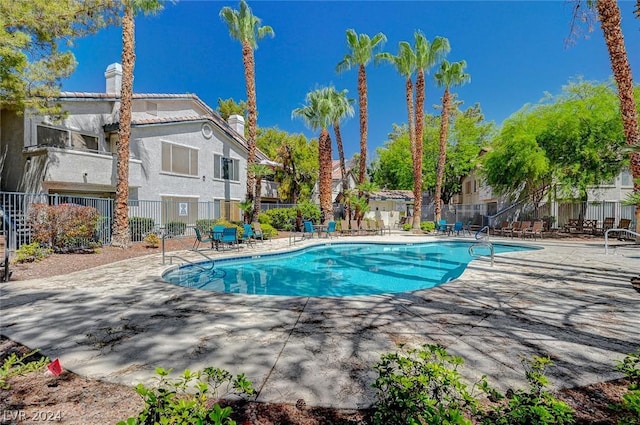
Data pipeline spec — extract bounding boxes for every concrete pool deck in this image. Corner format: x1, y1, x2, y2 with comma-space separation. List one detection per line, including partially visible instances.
1, 232, 639, 409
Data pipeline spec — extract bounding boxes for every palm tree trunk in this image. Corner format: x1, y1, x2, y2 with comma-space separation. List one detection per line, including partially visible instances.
597, 0, 640, 233
112, 5, 134, 248
357, 64, 368, 186
405, 78, 416, 161
319, 128, 334, 223
254, 176, 262, 221
334, 121, 349, 219
413, 69, 425, 229
242, 40, 257, 223
435, 88, 451, 222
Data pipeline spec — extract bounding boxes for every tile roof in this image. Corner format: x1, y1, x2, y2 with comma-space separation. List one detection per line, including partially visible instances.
370, 189, 414, 201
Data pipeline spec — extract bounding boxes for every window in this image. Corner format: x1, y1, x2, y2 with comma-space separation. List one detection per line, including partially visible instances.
213, 154, 239, 181
36, 125, 99, 152
146, 101, 158, 116
621, 169, 633, 187
161, 142, 198, 176
465, 181, 471, 194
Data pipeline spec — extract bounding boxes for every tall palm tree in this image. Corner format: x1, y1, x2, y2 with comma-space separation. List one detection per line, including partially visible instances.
414, 32, 450, 229
220, 0, 274, 223
292, 87, 335, 223
434, 60, 470, 222
593, 0, 640, 232
328, 87, 355, 217
112, 0, 163, 248
378, 42, 417, 163
336, 29, 386, 187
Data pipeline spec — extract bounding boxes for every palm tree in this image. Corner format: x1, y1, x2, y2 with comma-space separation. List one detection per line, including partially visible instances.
378, 41, 417, 163
112, 0, 163, 248
292, 87, 335, 223
593, 0, 640, 232
328, 87, 355, 218
434, 60, 470, 222
414, 32, 450, 229
336, 29, 386, 187
220, 0, 274, 223
248, 162, 273, 222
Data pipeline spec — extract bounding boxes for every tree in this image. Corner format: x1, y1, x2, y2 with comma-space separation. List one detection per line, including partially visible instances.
328, 87, 355, 218
220, 0, 274, 223
112, 0, 164, 249
216, 97, 247, 121
0, 0, 115, 116
370, 124, 414, 189
336, 29, 386, 188
292, 87, 336, 223
433, 59, 470, 221
249, 162, 273, 221
414, 32, 450, 226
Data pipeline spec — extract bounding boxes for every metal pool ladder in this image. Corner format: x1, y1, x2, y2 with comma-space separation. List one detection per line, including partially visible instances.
469, 225, 494, 267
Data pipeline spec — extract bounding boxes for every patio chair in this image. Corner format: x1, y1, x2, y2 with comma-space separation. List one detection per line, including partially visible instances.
220, 227, 240, 251
192, 227, 213, 250
493, 220, 510, 236
323, 221, 337, 238
599, 217, 615, 235
241, 223, 256, 247
451, 221, 464, 236
376, 219, 391, 236
523, 220, 544, 239
303, 220, 317, 238
436, 219, 448, 235
340, 219, 356, 236
611, 218, 632, 239
362, 219, 378, 235
212, 225, 225, 250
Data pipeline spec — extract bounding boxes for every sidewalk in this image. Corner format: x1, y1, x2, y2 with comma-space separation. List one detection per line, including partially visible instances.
1, 233, 638, 408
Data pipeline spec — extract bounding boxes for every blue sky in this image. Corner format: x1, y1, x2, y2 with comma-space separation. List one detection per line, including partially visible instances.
62, 0, 640, 160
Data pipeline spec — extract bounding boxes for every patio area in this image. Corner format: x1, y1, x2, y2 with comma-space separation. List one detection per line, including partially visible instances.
1, 232, 639, 409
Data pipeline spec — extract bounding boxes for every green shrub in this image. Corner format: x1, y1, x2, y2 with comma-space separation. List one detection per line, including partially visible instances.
13, 242, 52, 263
0, 350, 49, 390
372, 344, 480, 425
421, 221, 435, 232
196, 219, 217, 232
129, 217, 155, 242
614, 348, 640, 424
117, 366, 255, 425
166, 221, 187, 237
402, 223, 412, 231
143, 233, 160, 248
260, 208, 296, 230
258, 222, 277, 239
480, 356, 575, 425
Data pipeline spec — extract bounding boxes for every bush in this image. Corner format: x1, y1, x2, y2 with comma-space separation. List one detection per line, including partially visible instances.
259, 222, 277, 239
421, 221, 435, 232
166, 221, 187, 237
372, 344, 479, 425
402, 223, 412, 231
118, 366, 255, 425
129, 217, 155, 242
260, 208, 296, 230
13, 242, 52, 263
0, 350, 49, 390
614, 348, 640, 424
28, 203, 100, 251
196, 219, 217, 232
143, 233, 160, 248
480, 356, 575, 425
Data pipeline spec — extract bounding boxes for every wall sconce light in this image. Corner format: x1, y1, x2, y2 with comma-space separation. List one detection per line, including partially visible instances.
202, 175, 206, 182
83, 172, 88, 178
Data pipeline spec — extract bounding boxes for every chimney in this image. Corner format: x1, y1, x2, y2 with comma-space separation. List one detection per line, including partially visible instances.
228, 114, 245, 136
104, 63, 122, 95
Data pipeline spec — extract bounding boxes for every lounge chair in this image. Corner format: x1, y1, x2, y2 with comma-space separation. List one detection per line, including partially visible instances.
340, 219, 356, 236
599, 217, 615, 235
504, 221, 521, 238
362, 219, 378, 235
252, 222, 265, 242
523, 220, 544, 239
376, 219, 391, 236
513, 221, 531, 238
193, 227, 213, 250
611, 218, 632, 239
493, 220, 510, 236
220, 227, 239, 251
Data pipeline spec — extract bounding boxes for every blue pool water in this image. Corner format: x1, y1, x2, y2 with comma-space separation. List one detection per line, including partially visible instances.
162, 241, 535, 297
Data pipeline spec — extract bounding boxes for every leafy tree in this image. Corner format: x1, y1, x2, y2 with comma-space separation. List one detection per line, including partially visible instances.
0, 0, 115, 116
248, 162, 272, 221
370, 124, 414, 189
112, 0, 164, 248
220, 0, 274, 223
292, 87, 336, 222
433, 59, 470, 221
413, 32, 450, 227
256, 127, 317, 204
216, 97, 247, 120
337, 29, 387, 187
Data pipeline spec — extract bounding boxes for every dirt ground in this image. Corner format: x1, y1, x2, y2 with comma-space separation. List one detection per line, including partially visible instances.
0, 237, 635, 424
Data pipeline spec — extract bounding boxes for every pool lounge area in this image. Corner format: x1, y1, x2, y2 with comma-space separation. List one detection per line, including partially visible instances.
1, 232, 639, 409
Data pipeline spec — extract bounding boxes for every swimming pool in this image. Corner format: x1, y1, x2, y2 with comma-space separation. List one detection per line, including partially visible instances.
162, 241, 535, 297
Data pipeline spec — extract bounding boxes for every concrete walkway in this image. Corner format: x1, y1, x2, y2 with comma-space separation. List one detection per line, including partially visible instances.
1, 232, 639, 408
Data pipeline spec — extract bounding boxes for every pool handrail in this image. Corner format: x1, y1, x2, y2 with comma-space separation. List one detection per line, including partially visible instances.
469, 241, 494, 266
604, 228, 640, 255
475, 225, 490, 240
162, 228, 215, 270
